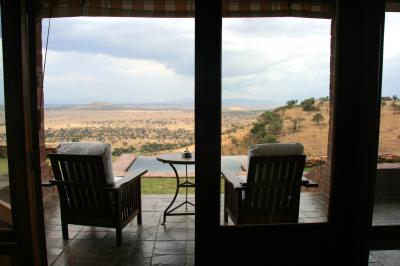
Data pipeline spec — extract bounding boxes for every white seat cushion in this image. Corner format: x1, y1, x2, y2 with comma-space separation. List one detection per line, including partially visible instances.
57, 142, 114, 184
248, 143, 304, 157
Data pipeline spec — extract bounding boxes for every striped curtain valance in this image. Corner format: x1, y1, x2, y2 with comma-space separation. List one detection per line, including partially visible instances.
40, 0, 335, 19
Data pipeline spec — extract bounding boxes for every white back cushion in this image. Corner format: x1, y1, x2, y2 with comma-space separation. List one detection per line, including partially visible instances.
248, 143, 304, 158
57, 142, 114, 184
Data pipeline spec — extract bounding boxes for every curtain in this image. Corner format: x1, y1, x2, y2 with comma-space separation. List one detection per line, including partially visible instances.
40, 0, 335, 19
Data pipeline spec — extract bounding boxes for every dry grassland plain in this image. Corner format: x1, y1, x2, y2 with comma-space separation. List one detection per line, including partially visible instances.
44, 104, 260, 155
43, 101, 400, 157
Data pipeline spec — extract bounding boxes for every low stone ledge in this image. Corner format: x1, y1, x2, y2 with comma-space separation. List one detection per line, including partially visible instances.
113, 154, 137, 177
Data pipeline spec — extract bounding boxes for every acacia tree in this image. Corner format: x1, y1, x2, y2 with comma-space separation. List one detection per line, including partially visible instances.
300, 97, 318, 111
312, 113, 325, 125
290, 117, 305, 132
286, 99, 298, 108
249, 111, 282, 143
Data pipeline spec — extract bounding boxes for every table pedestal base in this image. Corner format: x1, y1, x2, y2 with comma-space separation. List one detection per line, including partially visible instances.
161, 162, 195, 225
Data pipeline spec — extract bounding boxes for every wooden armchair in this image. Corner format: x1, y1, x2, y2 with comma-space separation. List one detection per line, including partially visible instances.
48, 142, 147, 245
223, 143, 306, 225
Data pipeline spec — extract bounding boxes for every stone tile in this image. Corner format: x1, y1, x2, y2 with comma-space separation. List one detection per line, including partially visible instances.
45, 224, 60, 231
105, 231, 138, 242
69, 225, 84, 231
125, 223, 139, 230
163, 215, 194, 224
46, 230, 78, 239
64, 239, 104, 256
46, 224, 82, 232
151, 255, 186, 266
47, 248, 63, 266
52, 254, 93, 266
47, 248, 64, 256
116, 256, 152, 266
88, 256, 119, 266
81, 226, 113, 232
186, 241, 194, 255
137, 227, 159, 240
369, 254, 378, 263
154, 241, 187, 255
47, 253, 59, 266
185, 255, 194, 266
160, 221, 194, 229
370, 250, 400, 266
302, 211, 325, 218
301, 217, 327, 223
46, 218, 62, 225
100, 240, 155, 258
75, 231, 108, 240
46, 238, 69, 249
156, 228, 194, 241
53, 254, 119, 266
67, 238, 104, 249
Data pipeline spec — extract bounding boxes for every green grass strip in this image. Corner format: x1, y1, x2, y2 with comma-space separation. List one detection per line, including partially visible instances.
141, 177, 225, 195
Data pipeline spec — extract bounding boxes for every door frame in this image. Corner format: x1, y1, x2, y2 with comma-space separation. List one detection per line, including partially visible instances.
0, 0, 47, 264
0, 0, 389, 265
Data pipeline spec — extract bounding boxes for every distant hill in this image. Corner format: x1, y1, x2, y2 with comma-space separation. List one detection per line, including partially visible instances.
45, 98, 279, 111
222, 98, 278, 110
45, 102, 193, 111
222, 100, 400, 157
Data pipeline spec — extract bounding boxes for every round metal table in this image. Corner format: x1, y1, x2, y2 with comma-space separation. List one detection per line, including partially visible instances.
156, 153, 195, 224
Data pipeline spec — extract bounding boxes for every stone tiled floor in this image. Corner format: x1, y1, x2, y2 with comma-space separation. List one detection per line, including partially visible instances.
45, 193, 195, 266
44, 192, 400, 265
44, 192, 328, 265
368, 201, 400, 266
372, 201, 400, 225
369, 250, 400, 266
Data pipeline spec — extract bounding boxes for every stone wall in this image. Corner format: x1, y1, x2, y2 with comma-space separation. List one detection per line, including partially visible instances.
301, 17, 336, 196
307, 17, 336, 196
303, 163, 330, 193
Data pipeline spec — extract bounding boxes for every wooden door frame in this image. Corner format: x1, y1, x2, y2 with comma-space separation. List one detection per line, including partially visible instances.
0, 0, 388, 265
0, 0, 47, 264
195, 0, 385, 265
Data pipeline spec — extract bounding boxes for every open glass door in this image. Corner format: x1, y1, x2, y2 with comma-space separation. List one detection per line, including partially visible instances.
195, 1, 386, 265
369, 8, 400, 264
221, 17, 331, 227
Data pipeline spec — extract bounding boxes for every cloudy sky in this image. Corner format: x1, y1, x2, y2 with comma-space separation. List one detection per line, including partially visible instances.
37, 13, 399, 106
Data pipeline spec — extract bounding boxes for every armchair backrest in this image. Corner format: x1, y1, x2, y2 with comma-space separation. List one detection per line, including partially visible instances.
56, 142, 114, 184
244, 143, 305, 224
48, 142, 115, 216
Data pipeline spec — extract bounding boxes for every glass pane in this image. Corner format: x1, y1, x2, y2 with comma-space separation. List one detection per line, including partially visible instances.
221, 17, 331, 225
373, 12, 400, 226
42, 17, 195, 264
0, 9, 10, 206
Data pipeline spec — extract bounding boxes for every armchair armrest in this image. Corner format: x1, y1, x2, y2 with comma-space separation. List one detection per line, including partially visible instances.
301, 176, 318, 187
107, 169, 148, 190
222, 171, 247, 190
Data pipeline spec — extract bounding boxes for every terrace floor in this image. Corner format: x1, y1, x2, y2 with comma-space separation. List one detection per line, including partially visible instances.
43, 192, 400, 265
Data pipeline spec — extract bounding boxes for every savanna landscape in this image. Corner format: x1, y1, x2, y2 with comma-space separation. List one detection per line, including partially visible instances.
0, 96, 399, 196
42, 97, 400, 158
224, 96, 400, 157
